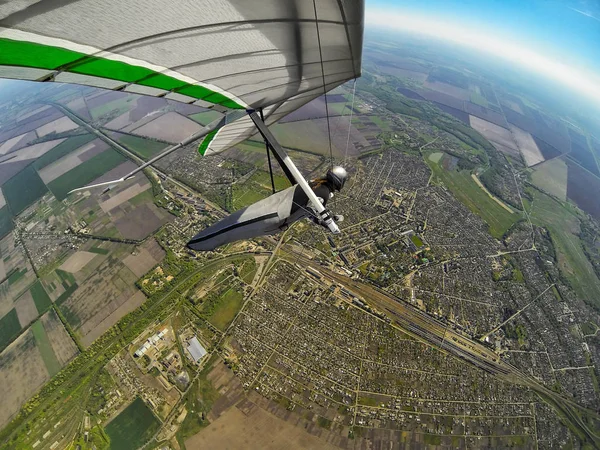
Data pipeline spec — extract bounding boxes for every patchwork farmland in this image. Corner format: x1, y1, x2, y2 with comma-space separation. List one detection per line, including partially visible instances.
369, 46, 600, 223
0, 85, 181, 435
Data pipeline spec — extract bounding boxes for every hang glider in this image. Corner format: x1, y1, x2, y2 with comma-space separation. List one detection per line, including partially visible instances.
0, 0, 364, 237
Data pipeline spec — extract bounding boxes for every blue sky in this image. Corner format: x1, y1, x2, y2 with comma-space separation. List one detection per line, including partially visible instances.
366, 0, 600, 105
367, 0, 600, 70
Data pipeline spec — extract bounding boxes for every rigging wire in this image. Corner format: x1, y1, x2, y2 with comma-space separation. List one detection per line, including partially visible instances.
292, 200, 319, 221
312, 0, 334, 170
260, 108, 276, 194
344, 79, 357, 167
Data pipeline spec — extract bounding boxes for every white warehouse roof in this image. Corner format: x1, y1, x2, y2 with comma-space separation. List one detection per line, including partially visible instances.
187, 336, 207, 363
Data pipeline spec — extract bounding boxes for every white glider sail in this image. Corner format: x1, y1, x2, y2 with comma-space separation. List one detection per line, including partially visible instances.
0, 0, 364, 185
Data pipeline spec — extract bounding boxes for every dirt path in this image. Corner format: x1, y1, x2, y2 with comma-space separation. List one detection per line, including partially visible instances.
471, 174, 515, 214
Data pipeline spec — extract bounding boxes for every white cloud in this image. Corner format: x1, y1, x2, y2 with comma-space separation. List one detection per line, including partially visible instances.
366, 9, 600, 106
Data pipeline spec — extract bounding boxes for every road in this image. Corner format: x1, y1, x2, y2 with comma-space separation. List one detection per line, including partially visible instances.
281, 249, 600, 446
479, 284, 555, 341
419, 136, 439, 151
286, 252, 514, 377
143, 247, 277, 449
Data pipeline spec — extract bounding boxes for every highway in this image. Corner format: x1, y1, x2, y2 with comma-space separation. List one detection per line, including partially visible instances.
281, 249, 600, 446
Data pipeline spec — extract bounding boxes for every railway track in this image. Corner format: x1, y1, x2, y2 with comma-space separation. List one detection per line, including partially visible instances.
282, 250, 600, 446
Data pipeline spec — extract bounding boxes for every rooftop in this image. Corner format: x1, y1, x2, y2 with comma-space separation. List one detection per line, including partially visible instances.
187, 336, 207, 363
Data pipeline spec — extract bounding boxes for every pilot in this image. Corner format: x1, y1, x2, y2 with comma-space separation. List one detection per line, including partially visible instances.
285, 165, 347, 229
187, 166, 348, 251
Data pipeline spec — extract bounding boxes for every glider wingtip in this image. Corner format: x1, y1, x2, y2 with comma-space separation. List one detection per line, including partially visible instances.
66, 178, 126, 195
67, 187, 83, 195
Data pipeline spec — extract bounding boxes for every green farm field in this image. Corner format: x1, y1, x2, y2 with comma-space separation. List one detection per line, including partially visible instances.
30, 320, 61, 376
105, 397, 160, 450
530, 157, 568, 201
30, 281, 52, 314
88, 246, 110, 255
358, 395, 381, 407
368, 115, 391, 130
231, 170, 290, 211
32, 134, 96, 170
129, 188, 154, 206
270, 120, 332, 155
90, 96, 135, 121
529, 188, 600, 308
249, 170, 291, 192
238, 258, 257, 285
426, 153, 520, 238
328, 102, 351, 116
7, 267, 27, 285
189, 110, 222, 126
205, 287, 244, 331
234, 139, 266, 152
0, 206, 13, 238
2, 166, 48, 215
231, 185, 265, 211
56, 268, 76, 288
55, 284, 78, 308
0, 308, 21, 350
470, 92, 489, 107
112, 133, 168, 160
47, 149, 127, 200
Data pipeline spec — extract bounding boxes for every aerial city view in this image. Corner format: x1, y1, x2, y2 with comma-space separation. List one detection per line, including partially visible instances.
1, 0, 600, 449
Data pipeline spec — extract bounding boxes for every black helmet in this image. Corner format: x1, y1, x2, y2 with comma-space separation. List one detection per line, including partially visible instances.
326, 166, 348, 192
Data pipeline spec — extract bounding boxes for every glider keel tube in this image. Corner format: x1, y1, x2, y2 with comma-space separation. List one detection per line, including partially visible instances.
247, 111, 340, 234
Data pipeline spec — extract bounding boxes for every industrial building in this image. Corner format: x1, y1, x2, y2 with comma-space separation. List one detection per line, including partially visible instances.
187, 336, 207, 363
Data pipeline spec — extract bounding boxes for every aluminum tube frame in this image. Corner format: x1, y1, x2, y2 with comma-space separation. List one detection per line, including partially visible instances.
248, 111, 339, 234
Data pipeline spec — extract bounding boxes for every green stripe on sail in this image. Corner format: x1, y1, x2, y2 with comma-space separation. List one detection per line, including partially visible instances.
176, 85, 242, 110
198, 129, 219, 155
0, 38, 80, 69
0, 38, 244, 109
